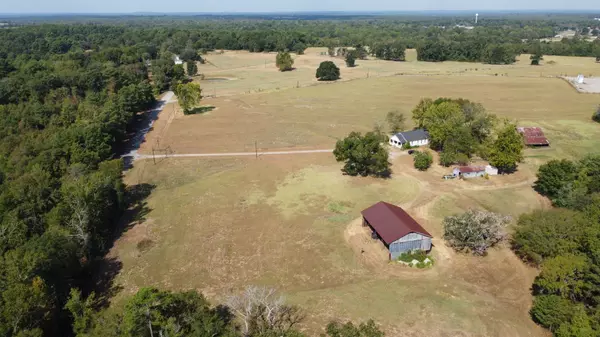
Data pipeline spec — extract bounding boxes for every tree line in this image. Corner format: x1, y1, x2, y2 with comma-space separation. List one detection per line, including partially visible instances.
1, 20, 599, 71
64, 285, 384, 337
510, 155, 600, 336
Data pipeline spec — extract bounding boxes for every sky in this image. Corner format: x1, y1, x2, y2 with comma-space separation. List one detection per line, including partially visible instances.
1, 0, 600, 14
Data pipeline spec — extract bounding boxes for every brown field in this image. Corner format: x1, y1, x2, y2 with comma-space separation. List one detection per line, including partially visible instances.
193, 48, 600, 98
114, 51, 600, 336
142, 74, 599, 155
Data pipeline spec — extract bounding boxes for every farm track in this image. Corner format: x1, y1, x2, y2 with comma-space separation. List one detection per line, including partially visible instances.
133, 149, 334, 160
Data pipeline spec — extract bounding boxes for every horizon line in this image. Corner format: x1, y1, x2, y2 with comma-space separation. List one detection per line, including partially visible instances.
2, 9, 600, 16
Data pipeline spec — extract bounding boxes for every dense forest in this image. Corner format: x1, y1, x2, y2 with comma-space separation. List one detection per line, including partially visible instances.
0, 13, 600, 336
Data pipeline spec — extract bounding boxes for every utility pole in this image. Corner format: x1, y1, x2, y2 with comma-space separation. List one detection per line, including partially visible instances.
255, 141, 258, 159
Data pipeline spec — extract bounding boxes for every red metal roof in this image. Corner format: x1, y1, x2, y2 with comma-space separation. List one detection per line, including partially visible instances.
524, 136, 550, 145
517, 127, 550, 145
456, 166, 485, 173
361, 201, 432, 245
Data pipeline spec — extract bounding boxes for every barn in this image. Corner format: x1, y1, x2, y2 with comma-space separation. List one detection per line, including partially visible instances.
361, 201, 432, 260
389, 129, 429, 149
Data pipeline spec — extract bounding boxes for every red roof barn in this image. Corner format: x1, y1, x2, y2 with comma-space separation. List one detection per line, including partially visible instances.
361, 202, 432, 259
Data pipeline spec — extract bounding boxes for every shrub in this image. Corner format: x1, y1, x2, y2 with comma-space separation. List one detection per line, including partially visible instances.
439, 151, 456, 167
397, 250, 428, 263
345, 52, 356, 67
397, 250, 434, 268
276, 51, 294, 71
413, 150, 433, 171
316, 61, 340, 81
443, 209, 510, 255
593, 106, 600, 123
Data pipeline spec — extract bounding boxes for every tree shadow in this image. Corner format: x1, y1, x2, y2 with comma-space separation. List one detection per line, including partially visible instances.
84, 183, 156, 308
214, 305, 235, 326
184, 106, 216, 115
88, 257, 124, 310
117, 183, 156, 238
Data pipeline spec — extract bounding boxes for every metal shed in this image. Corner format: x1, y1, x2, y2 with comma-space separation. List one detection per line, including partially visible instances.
453, 166, 486, 179
361, 202, 433, 260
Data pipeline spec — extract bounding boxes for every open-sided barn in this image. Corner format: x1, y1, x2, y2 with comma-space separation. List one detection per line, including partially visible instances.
361, 201, 432, 260
517, 127, 550, 146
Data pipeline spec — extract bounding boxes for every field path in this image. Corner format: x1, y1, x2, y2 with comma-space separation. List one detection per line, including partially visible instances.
133, 148, 334, 160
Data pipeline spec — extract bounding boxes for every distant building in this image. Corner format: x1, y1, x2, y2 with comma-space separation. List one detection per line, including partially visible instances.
517, 127, 550, 146
389, 129, 429, 148
361, 201, 432, 260
174, 55, 183, 65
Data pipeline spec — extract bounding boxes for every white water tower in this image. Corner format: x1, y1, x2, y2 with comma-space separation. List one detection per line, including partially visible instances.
475, 13, 479, 24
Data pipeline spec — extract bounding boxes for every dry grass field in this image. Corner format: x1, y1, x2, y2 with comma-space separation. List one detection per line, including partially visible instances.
114, 50, 600, 336
116, 153, 552, 337
142, 74, 599, 155
193, 48, 600, 98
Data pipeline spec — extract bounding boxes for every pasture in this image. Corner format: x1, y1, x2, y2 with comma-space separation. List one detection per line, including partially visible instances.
117, 50, 600, 336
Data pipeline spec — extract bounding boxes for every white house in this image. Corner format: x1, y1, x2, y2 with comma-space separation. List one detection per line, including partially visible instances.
389, 129, 429, 148
174, 55, 183, 65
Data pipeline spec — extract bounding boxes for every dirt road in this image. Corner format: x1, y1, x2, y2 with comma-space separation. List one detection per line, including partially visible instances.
134, 149, 333, 160
122, 91, 175, 161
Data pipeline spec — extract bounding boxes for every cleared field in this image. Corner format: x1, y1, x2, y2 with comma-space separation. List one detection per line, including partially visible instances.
115, 153, 548, 337
142, 74, 600, 154
193, 48, 600, 98
116, 52, 600, 336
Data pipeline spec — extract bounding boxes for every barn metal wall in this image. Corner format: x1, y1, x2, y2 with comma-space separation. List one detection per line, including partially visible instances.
388, 234, 432, 260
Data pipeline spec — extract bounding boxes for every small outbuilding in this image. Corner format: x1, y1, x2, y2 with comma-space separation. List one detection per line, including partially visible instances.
453, 166, 486, 178
174, 55, 183, 65
517, 127, 550, 147
389, 129, 429, 149
485, 165, 499, 176
361, 201, 432, 260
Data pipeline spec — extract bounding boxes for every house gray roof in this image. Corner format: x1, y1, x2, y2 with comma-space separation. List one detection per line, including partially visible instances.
393, 129, 429, 143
